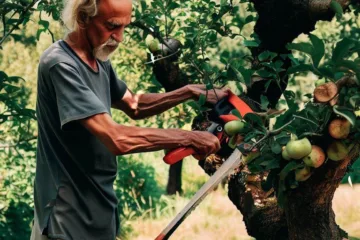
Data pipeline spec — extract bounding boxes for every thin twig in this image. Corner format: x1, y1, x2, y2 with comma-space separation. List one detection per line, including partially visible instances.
293, 115, 318, 126
248, 118, 295, 151
0, 0, 37, 46
144, 49, 181, 65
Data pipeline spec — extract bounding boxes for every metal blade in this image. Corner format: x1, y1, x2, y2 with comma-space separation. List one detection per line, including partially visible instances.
155, 149, 242, 240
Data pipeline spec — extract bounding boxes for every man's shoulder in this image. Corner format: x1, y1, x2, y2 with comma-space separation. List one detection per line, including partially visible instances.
39, 40, 77, 71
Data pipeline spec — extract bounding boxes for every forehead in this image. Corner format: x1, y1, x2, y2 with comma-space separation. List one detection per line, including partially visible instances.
96, 0, 132, 23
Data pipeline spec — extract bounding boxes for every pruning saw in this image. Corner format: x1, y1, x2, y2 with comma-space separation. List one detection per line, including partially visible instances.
156, 92, 254, 239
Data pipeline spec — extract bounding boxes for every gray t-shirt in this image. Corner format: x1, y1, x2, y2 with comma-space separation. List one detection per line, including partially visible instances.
34, 40, 127, 240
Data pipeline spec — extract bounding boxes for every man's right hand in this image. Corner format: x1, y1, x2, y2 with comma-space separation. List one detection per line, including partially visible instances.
188, 131, 221, 158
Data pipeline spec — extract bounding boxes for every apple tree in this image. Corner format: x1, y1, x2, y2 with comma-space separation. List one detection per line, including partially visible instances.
128, 0, 360, 239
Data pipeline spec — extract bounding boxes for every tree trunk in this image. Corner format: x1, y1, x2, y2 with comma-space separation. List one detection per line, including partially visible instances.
166, 160, 183, 195
153, 55, 188, 195
226, 1, 356, 239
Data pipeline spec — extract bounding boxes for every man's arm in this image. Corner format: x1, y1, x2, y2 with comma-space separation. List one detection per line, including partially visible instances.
80, 112, 220, 156
112, 84, 228, 120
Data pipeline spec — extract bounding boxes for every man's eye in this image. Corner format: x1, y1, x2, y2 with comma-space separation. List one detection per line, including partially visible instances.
107, 24, 118, 30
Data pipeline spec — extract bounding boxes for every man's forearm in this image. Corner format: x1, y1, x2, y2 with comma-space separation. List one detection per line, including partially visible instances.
134, 85, 194, 119
109, 124, 192, 155
80, 112, 219, 157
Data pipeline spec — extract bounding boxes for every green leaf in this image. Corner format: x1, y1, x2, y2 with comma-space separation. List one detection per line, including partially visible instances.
275, 132, 291, 145
287, 64, 314, 75
261, 159, 280, 170
238, 67, 254, 86
260, 95, 269, 110
230, 109, 242, 119
38, 20, 49, 29
332, 38, 355, 64
244, 113, 266, 132
36, 29, 46, 40
243, 40, 259, 47
227, 65, 243, 82
198, 94, 206, 106
333, 105, 356, 126
279, 161, 303, 180
349, 95, 360, 108
337, 60, 360, 75
330, 0, 343, 18
270, 139, 282, 154
258, 51, 270, 61
286, 42, 313, 56
220, 0, 227, 6
309, 34, 325, 67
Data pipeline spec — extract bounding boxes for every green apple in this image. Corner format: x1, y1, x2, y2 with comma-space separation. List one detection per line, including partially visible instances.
302, 145, 325, 168
224, 120, 245, 136
327, 141, 351, 161
281, 146, 291, 161
147, 39, 160, 53
285, 138, 312, 160
295, 166, 312, 182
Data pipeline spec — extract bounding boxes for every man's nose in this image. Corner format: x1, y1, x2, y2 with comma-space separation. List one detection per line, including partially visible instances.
111, 28, 124, 43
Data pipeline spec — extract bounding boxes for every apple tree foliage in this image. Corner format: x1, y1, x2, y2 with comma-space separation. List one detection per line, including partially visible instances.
0, 0, 360, 239
128, 0, 360, 205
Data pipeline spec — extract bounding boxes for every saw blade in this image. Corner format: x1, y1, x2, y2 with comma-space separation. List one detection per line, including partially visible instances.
155, 148, 242, 240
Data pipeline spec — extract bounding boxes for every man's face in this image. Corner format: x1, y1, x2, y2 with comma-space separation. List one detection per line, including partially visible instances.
86, 0, 132, 61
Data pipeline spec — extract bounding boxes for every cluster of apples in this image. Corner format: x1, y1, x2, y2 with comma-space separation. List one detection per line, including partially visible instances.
282, 137, 324, 181
282, 117, 352, 182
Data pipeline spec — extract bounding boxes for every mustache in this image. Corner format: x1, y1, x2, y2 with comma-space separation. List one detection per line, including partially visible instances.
105, 38, 118, 47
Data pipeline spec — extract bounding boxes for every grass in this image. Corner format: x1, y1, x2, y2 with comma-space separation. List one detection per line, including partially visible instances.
121, 152, 360, 240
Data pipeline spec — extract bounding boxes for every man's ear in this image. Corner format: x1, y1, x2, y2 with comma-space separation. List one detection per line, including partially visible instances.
77, 12, 88, 28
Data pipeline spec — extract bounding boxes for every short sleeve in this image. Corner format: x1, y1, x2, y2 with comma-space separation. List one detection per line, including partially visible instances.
50, 62, 109, 130
108, 64, 127, 103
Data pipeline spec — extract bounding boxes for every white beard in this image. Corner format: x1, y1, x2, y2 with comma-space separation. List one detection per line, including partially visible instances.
93, 38, 119, 61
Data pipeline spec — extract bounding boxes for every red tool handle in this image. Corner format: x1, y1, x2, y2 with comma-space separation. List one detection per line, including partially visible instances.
163, 147, 196, 165
163, 91, 253, 165
219, 114, 240, 123
227, 91, 253, 117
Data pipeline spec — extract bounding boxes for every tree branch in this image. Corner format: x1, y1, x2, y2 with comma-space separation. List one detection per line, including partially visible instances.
0, 0, 37, 47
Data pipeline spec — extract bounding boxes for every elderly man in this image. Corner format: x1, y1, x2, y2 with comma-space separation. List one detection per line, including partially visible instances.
31, 0, 228, 239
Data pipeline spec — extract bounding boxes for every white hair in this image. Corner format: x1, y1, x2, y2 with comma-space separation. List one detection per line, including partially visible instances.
62, 0, 98, 32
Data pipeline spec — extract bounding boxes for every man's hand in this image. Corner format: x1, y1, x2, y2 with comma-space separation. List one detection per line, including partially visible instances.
188, 131, 221, 158
187, 84, 230, 105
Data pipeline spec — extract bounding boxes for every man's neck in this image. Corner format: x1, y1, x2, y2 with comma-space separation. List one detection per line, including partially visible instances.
65, 31, 98, 71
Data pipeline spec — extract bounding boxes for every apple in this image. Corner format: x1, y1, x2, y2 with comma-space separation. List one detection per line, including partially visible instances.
328, 118, 351, 139
227, 134, 244, 149
313, 82, 338, 103
295, 166, 312, 182
224, 120, 245, 136
302, 145, 326, 168
285, 138, 312, 159
148, 39, 160, 53
327, 141, 350, 161
281, 146, 291, 161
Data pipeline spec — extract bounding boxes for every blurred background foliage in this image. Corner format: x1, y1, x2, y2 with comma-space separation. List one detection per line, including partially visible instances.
0, 0, 359, 239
